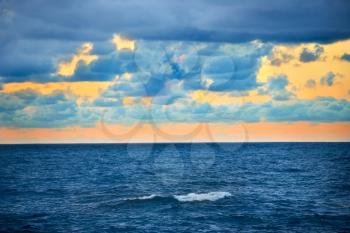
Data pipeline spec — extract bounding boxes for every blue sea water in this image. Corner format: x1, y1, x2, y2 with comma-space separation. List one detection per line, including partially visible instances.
0, 143, 349, 232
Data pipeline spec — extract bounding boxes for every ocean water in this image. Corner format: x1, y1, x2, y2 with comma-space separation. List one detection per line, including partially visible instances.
0, 143, 349, 232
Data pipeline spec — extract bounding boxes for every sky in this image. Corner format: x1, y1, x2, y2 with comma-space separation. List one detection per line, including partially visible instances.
0, 0, 350, 143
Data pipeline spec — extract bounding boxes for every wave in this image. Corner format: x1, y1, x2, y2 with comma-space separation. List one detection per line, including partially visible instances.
124, 194, 158, 201
174, 191, 232, 202
124, 191, 231, 203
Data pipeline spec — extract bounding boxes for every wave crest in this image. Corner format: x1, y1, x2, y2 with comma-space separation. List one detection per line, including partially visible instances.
124, 194, 159, 201
174, 191, 232, 202
125, 191, 231, 203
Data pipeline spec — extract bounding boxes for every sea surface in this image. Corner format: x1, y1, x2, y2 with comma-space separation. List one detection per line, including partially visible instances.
0, 143, 349, 232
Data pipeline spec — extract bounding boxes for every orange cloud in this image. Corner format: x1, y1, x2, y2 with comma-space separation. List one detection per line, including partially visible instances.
257, 39, 350, 101
123, 96, 134, 105
2, 81, 111, 103
141, 97, 152, 106
57, 42, 98, 77
190, 90, 269, 105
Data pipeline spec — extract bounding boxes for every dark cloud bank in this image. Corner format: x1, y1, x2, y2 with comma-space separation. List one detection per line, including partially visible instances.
1, 0, 350, 44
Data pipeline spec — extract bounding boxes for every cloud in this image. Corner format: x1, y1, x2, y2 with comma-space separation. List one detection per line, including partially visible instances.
201, 55, 235, 91
265, 97, 350, 122
305, 79, 316, 89
57, 43, 98, 77
0, 38, 86, 82
341, 53, 350, 62
0, 51, 54, 81
2, 0, 350, 45
100, 96, 350, 124
1, 86, 350, 128
198, 41, 272, 92
0, 88, 55, 114
0, 89, 98, 127
258, 75, 295, 101
92, 97, 121, 107
0, 92, 29, 112
268, 49, 293, 66
299, 45, 324, 62
0, 34, 350, 128
61, 39, 271, 92
320, 72, 336, 86
111, 34, 135, 51
257, 40, 350, 101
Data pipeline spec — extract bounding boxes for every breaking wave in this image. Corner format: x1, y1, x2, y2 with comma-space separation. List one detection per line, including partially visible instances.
174, 191, 232, 202
124, 191, 231, 203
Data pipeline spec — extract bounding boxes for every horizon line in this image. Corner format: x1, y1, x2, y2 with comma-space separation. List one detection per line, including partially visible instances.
1, 141, 349, 145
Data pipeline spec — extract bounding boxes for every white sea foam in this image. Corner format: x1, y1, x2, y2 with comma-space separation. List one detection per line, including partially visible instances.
173, 191, 232, 202
125, 191, 232, 203
125, 194, 158, 201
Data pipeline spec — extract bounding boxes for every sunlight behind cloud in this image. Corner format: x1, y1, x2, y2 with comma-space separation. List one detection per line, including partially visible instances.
111, 34, 135, 51
57, 43, 98, 77
257, 39, 350, 101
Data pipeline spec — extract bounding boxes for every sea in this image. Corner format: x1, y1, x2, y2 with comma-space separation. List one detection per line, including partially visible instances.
0, 143, 349, 232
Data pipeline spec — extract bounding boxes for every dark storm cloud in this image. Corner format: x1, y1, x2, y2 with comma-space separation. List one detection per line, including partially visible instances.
2, 0, 350, 44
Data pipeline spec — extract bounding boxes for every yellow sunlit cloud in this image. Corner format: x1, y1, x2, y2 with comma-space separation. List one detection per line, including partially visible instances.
57, 42, 98, 77
123, 72, 133, 80
257, 39, 350, 101
2, 81, 111, 104
111, 34, 135, 51
190, 90, 269, 105
191, 40, 350, 105
123, 96, 134, 105
1, 71, 138, 106
141, 97, 152, 106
